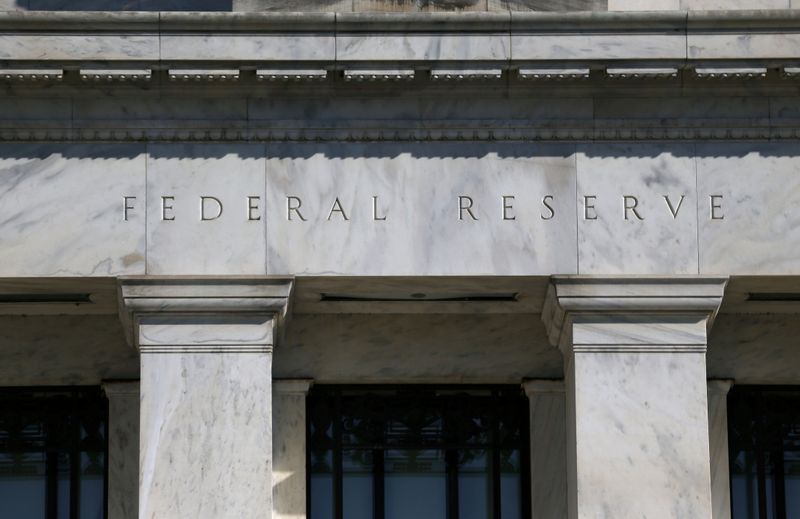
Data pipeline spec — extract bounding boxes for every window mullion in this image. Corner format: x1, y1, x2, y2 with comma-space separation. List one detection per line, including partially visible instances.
334, 391, 343, 519
446, 449, 459, 519
374, 449, 385, 519
491, 397, 501, 519
70, 394, 80, 519
45, 450, 58, 519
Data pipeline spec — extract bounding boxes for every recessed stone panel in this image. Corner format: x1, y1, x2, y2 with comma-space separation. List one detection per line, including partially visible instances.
266, 143, 577, 276
0, 144, 146, 276
576, 144, 698, 275
697, 144, 800, 275
146, 144, 266, 275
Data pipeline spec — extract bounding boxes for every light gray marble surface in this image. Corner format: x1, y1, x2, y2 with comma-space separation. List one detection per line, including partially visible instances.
512, 32, 685, 61
544, 278, 723, 519
161, 33, 335, 61
523, 380, 567, 519
140, 351, 273, 519
337, 32, 509, 61
265, 143, 577, 276
688, 31, 800, 60
697, 143, 800, 275
708, 380, 733, 519
576, 144, 698, 275
273, 380, 312, 519
103, 381, 140, 519
0, 144, 146, 276
0, 34, 158, 61
568, 350, 712, 518
607, 0, 679, 8
146, 144, 266, 275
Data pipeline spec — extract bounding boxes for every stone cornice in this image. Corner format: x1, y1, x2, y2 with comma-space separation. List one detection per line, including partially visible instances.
3, 10, 800, 73
541, 276, 728, 353
118, 277, 294, 350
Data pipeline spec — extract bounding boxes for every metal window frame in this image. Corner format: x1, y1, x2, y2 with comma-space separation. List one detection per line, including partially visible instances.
0, 386, 109, 519
728, 385, 800, 519
307, 384, 531, 519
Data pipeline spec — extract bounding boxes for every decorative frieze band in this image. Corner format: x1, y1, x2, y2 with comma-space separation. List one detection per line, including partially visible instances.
2, 11, 800, 85
0, 125, 791, 142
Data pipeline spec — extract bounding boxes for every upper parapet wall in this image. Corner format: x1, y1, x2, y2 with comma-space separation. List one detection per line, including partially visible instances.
1, 0, 799, 12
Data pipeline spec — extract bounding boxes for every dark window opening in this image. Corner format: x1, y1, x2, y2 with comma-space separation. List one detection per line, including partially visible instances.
729, 386, 800, 519
307, 385, 530, 519
0, 387, 108, 519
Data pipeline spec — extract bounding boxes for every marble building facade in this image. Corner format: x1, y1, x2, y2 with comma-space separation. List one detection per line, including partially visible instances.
2, 2, 800, 519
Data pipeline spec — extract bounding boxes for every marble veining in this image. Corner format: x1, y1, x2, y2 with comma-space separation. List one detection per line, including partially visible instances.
0, 144, 146, 276
571, 351, 712, 518
337, 33, 509, 61
161, 34, 335, 61
140, 352, 273, 519
697, 143, 800, 275
0, 34, 158, 61
146, 144, 267, 275
265, 142, 577, 276
576, 143, 698, 275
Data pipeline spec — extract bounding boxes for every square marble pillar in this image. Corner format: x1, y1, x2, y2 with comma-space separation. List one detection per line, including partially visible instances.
273, 379, 313, 519
542, 277, 727, 519
708, 379, 734, 519
119, 278, 293, 519
102, 381, 139, 519
522, 379, 567, 519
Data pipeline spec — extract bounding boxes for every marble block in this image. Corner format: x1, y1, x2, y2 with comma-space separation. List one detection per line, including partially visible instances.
576, 144, 698, 275
146, 144, 266, 275
265, 142, 578, 276
512, 32, 685, 61
683, 0, 788, 9
607, 0, 679, 9
568, 350, 712, 518
336, 32, 509, 61
103, 382, 140, 519
523, 380, 567, 519
544, 278, 724, 519
0, 144, 146, 276
708, 380, 733, 519
0, 34, 158, 61
688, 31, 800, 60
160, 33, 335, 62
140, 351, 273, 519
697, 143, 800, 275
273, 380, 313, 519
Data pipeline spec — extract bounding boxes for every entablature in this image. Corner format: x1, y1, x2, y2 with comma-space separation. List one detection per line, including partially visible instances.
4, 10, 800, 84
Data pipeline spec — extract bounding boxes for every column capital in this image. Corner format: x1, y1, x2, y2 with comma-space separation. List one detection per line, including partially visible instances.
708, 379, 735, 396
274, 379, 314, 395
522, 379, 564, 397
102, 380, 140, 398
542, 276, 728, 353
117, 277, 294, 350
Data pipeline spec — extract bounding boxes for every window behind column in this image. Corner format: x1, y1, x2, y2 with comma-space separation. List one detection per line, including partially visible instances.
307, 385, 530, 519
729, 386, 800, 519
0, 387, 108, 519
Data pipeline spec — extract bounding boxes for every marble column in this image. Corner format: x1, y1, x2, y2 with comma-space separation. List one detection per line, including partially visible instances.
522, 379, 567, 519
542, 277, 727, 519
273, 379, 313, 519
708, 379, 734, 519
101, 381, 139, 519
119, 278, 293, 519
